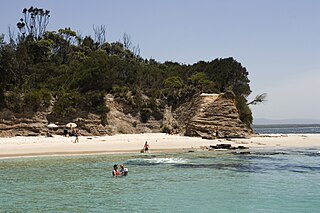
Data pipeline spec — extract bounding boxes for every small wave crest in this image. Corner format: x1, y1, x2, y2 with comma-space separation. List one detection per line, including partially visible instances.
126, 157, 187, 166
145, 158, 187, 164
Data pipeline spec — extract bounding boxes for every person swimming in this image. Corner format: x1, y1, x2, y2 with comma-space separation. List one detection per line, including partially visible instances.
120, 165, 128, 176
112, 164, 120, 176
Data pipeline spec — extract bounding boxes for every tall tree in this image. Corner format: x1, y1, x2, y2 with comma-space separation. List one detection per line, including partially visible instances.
17, 6, 50, 39
123, 32, 140, 58
93, 25, 107, 47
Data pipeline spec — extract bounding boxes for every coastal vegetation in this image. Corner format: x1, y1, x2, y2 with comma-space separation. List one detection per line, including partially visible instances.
0, 6, 254, 129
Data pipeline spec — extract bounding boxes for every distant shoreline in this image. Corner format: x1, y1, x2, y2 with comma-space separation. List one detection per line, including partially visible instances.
253, 118, 320, 126
253, 124, 320, 128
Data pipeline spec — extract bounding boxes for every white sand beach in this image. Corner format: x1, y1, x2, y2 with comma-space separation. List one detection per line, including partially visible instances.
0, 133, 319, 158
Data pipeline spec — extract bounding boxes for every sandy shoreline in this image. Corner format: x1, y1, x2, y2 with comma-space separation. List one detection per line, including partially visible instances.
0, 133, 319, 159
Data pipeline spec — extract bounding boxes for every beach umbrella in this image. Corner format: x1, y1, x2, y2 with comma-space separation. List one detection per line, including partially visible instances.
47, 123, 58, 137
47, 123, 58, 128
66, 122, 77, 128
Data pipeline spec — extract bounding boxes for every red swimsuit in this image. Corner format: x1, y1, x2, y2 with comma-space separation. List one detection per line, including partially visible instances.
113, 170, 120, 176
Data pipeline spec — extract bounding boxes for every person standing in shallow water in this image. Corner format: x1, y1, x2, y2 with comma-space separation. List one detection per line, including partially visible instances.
143, 141, 150, 153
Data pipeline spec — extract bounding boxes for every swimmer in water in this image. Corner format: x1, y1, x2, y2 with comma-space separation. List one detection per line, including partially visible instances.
120, 164, 128, 176
112, 164, 120, 176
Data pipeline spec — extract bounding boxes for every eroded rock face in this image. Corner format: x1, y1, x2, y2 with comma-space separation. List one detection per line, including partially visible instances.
181, 94, 251, 139
0, 93, 251, 138
0, 110, 49, 137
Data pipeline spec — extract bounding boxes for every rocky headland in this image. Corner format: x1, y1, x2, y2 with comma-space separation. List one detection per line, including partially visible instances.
0, 93, 251, 138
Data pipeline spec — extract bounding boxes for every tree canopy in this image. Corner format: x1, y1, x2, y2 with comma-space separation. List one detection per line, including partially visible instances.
0, 6, 254, 127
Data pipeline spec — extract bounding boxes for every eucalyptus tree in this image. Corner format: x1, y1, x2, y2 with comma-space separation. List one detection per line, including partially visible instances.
16, 6, 50, 39
42, 28, 79, 64
93, 25, 107, 48
123, 33, 140, 58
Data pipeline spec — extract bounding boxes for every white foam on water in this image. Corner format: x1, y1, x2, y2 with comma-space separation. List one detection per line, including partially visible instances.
145, 158, 187, 164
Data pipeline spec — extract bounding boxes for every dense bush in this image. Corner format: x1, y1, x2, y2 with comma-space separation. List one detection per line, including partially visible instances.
5, 92, 23, 113
24, 89, 52, 111
0, 17, 253, 125
51, 91, 82, 117
188, 72, 219, 93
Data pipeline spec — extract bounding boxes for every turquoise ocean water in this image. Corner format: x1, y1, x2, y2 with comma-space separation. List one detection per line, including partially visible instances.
253, 124, 320, 134
1, 147, 320, 212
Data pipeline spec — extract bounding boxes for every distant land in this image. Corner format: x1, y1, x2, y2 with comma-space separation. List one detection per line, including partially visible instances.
253, 118, 320, 125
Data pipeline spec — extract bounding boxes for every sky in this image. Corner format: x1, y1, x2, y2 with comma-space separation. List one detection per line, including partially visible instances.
1, 0, 320, 122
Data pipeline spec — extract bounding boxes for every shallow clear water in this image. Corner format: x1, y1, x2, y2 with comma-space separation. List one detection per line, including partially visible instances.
1, 148, 320, 212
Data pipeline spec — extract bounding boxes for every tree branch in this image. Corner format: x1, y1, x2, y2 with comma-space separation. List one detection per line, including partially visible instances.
247, 93, 267, 105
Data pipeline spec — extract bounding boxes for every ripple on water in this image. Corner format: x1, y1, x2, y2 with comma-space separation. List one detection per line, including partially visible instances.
0, 149, 319, 212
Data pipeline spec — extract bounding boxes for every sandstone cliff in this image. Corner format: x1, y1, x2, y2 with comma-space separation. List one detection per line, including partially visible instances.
177, 93, 251, 138
0, 93, 251, 138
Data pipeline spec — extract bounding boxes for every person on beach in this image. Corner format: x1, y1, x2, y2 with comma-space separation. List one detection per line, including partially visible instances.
143, 141, 150, 153
71, 128, 75, 136
120, 165, 128, 176
74, 129, 79, 143
112, 164, 120, 176
63, 128, 69, 137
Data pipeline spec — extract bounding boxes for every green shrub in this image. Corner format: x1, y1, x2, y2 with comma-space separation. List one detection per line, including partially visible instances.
112, 85, 129, 98
83, 91, 106, 112
23, 89, 52, 112
0, 86, 5, 108
188, 72, 219, 93
163, 76, 184, 89
24, 91, 41, 111
236, 96, 253, 128
52, 91, 82, 117
161, 124, 170, 133
100, 114, 108, 126
5, 92, 23, 113
39, 89, 52, 108
140, 107, 152, 123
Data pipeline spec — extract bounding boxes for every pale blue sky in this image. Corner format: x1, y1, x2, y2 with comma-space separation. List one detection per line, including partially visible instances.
1, 0, 320, 121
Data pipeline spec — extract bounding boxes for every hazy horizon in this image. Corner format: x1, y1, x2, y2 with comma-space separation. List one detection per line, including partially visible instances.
254, 118, 320, 125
